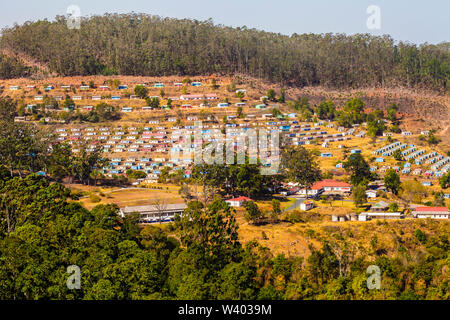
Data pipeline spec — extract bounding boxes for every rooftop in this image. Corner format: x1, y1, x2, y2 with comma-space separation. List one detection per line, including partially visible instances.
309, 179, 352, 190
226, 196, 252, 202
121, 203, 187, 215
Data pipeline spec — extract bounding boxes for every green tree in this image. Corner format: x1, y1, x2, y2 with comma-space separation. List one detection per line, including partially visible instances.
343, 153, 371, 186
0, 96, 17, 121
384, 169, 401, 195
439, 172, 450, 189
134, 85, 148, 98
244, 201, 264, 225
282, 146, 322, 198
267, 89, 277, 101
271, 199, 281, 221
353, 184, 367, 207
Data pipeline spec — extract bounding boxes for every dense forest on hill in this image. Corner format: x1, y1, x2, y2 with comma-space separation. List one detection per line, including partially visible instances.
0, 53, 30, 78
0, 13, 449, 91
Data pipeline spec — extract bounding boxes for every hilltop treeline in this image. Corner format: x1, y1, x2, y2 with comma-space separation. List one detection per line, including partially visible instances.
0, 13, 449, 91
0, 53, 30, 78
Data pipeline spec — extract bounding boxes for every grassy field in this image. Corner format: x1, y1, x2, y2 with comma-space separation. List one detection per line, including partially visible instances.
70, 183, 184, 210
238, 213, 449, 257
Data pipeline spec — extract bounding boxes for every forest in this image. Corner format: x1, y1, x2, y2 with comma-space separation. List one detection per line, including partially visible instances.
0, 13, 449, 91
0, 173, 448, 300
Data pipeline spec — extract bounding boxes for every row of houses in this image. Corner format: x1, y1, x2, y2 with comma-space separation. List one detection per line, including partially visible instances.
8, 82, 205, 92
54, 119, 331, 179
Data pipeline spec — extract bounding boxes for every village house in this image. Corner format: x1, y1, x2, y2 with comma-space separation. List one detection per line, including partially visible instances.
358, 212, 404, 221
225, 196, 252, 207
297, 179, 352, 198
180, 94, 218, 101
366, 190, 378, 199
300, 201, 314, 211
370, 201, 390, 212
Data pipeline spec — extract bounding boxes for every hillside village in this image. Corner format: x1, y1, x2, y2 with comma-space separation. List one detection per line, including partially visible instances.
0, 76, 449, 239
0, 9, 449, 302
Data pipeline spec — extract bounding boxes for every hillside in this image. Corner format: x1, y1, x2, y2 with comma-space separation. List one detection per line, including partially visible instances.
0, 13, 449, 92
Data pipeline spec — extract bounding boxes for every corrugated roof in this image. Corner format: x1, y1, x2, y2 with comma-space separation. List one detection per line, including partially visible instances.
122, 203, 187, 214
415, 207, 448, 212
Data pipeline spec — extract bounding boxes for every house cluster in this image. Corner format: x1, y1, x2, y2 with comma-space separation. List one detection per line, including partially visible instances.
372, 142, 450, 178
55, 117, 331, 180
9, 82, 204, 92
283, 122, 356, 147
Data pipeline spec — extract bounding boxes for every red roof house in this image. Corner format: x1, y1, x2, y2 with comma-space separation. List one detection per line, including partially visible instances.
298, 179, 352, 197
225, 196, 252, 207
413, 207, 449, 219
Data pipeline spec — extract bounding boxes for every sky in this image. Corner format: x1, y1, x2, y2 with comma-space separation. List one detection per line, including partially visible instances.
0, 0, 448, 45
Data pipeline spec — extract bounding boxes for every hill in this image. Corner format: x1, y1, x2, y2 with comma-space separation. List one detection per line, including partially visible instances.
0, 13, 449, 92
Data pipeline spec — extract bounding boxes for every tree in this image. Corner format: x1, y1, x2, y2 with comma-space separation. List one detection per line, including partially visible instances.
433, 192, 445, 207
426, 131, 440, 145
387, 103, 398, 122
271, 199, 281, 222
393, 149, 403, 161
400, 180, 428, 204
278, 89, 286, 103
0, 96, 17, 121
267, 89, 277, 101
384, 169, 401, 195
338, 98, 366, 127
353, 184, 367, 207
0, 121, 49, 177
244, 201, 264, 225
271, 108, 282, 118
389, 202, 399, 212
282, 146, 322, 198
134, 85, 148, 98
414, 229, 427, 244
316, 100, 336, 120
218, 262, 257, 300
178, 199, 241, 270
1, 14, 448, 91
235, 91, 245, 101
210, 78, 219, 90
147, 97, 160, 108
153, 196, 168, 223
343, 154, 371, 186
439, 172, 450, 189
236, 106, 244, 118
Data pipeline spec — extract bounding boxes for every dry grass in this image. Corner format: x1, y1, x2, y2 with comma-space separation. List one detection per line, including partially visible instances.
74, 185, 184, 210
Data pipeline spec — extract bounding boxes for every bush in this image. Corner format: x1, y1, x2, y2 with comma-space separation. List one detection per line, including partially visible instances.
414, 229, 427, 244
89, 194, 101, 203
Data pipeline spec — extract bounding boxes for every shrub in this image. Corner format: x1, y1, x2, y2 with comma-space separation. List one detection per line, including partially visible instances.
89, 194, 101, 203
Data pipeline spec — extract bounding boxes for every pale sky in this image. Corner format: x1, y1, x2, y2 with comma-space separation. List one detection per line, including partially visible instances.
0, 0, 448, 44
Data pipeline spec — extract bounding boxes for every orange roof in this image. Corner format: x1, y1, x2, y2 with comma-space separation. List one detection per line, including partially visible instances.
310, 179, 352, 190
415, 207, 448, 212
226, 196, 252, 202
